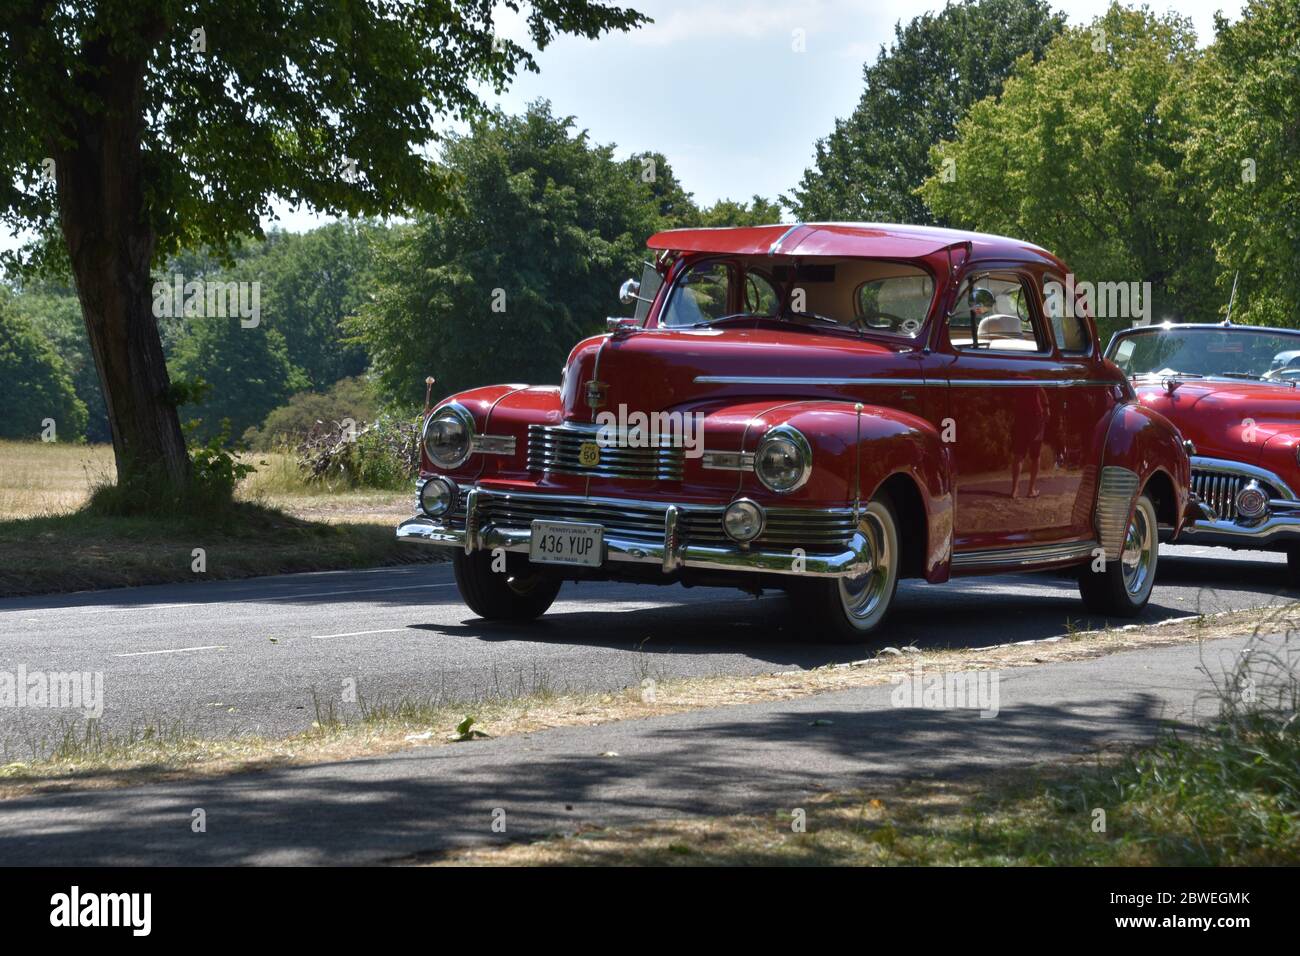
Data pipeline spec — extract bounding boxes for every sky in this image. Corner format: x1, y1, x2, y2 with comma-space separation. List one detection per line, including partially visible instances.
1, 0, 1244, 253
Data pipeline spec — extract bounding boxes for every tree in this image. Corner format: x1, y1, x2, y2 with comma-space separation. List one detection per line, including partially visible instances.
247, 223, 383, 389
918, 4, 1217, 338
787, 0, 1064, 224
1, 279, 110, 441
694, 196, 784, 228
1186, 0, 1300, 326
168, 315, 309, 441
0, 0, 646, 500
0, 291, 88, 441
351, 101, 664, 404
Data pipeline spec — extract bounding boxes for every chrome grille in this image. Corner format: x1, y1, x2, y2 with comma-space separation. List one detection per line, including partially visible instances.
527, 424, 685, 480
1191, 469, 1280, 521
475, 491, 856, 553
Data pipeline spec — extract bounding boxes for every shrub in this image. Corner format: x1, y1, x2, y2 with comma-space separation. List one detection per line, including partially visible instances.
296, 414, 420, 490
244, 376, 381, 450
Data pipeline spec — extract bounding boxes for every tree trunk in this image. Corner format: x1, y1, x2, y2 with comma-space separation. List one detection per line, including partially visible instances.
54, 46, 190, 496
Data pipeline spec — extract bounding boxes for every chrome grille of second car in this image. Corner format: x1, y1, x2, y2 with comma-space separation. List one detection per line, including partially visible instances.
476, 490, 856, 553
528, 424, 685, 480
1191, 469, 1279, 522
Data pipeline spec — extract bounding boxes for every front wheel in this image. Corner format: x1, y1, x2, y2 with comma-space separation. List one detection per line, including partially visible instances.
1285, 549, 1300, 589
788, 494, 900, 643
1078, 491, 1158, 617
452, 550, 562, 621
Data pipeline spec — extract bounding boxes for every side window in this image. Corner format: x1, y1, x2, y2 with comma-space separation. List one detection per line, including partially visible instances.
946, 273, 1046, 353
1042, 273, 1091, 354
661, 261, 732, 327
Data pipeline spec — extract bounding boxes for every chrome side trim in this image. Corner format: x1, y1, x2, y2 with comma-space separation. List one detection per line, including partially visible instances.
767, 223, 804, 255
695, 375, 929, 386
951, 539, 1098, 570
1191, 456, 1297, 500
693, 376, 1116, 388
701, 450, 755, 471
471, 434, 516, 455
1095, 465, 1140, 560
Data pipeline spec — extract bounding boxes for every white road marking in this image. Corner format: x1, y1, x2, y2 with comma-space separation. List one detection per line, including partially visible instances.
115, 645, 227, 658
68, 582, 457, 615
310, 628, 408, 640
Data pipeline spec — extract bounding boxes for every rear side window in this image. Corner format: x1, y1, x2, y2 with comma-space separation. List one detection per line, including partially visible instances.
1043, 274, 1091, 354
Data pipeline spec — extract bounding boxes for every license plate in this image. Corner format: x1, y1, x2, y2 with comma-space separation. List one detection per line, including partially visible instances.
529, 521, 604, 567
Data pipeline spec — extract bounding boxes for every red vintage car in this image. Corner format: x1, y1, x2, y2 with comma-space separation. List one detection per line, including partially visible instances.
398, 223, 1192, 641
1107, 322, 1300, 583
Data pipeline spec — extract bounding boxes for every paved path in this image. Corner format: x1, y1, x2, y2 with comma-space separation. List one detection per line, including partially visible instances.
0, 545, 1290, 752
0, 633, 1272, 865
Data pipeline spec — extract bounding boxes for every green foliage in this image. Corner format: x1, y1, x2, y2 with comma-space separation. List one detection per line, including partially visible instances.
919, 4, 1217, 334
788, 0, 1064, 224
0, 290, 87, 441
351, 101, 667, 404
168, 315, 310, 441
0, 281, 108, 441
694, 196, 784, 228
245, 223, 381, 388
296, 414, 421, 490
0, 1, 650, 273
245, 376, 381, 450
187, 421, 257, 503
1187, 0, 1300, 326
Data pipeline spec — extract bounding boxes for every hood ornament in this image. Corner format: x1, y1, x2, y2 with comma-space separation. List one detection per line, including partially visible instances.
585, 379, 608, 410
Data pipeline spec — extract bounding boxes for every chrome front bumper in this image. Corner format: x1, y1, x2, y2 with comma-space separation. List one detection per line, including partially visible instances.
396, 487, 874, 579
1172, 457, 1300, 549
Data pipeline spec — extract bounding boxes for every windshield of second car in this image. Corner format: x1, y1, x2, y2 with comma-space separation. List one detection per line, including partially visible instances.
1109, 328, 1300, 383
657, 256, 935, 339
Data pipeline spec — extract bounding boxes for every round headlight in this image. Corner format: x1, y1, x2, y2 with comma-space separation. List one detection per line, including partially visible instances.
754, 426, 812, 494
423, 404, 474, 469
723, 499, 765, 543
420, 477, 457, 518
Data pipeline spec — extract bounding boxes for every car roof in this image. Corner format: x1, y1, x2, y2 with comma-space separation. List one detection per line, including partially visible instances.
646, 221, 1060, 264
1113, 322, 1300, 336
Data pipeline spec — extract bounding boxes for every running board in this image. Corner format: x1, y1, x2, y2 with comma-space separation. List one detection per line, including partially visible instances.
951, 540, 1099, 571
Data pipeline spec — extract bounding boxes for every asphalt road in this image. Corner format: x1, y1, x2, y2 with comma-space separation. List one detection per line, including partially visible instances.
0, 632, 1277, 865
0, 543, 1292, 754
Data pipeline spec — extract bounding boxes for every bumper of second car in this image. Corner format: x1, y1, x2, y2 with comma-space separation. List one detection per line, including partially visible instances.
396, 485, 874, 579
1170, 506, 1300, 549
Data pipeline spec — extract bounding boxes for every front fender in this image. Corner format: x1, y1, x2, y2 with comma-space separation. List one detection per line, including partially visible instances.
1097, 402, 1191, 557
747, 401, 954, 582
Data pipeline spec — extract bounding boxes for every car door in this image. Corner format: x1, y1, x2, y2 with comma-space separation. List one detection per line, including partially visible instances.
936, 268, 1082, 552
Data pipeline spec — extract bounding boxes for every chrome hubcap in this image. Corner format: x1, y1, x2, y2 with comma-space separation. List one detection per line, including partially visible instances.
839, 509, 893, 623
1120, 505, 1154, 596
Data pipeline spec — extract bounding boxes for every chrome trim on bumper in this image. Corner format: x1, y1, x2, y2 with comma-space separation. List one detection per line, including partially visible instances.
396, 488, 873, 579
1175, 456, 1300, 548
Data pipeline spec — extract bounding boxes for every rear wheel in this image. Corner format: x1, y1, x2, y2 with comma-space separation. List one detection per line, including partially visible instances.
789, 495, 900, 643
1078, 492, 1158, 617
452, 550, 562, 621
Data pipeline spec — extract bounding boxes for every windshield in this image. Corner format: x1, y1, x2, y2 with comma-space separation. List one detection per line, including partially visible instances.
1109, 327, 1300, 383
657, 255, 935, 338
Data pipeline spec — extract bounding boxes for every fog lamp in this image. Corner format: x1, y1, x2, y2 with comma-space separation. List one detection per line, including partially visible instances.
723, 499, 765, 543
420, 477, 457, 518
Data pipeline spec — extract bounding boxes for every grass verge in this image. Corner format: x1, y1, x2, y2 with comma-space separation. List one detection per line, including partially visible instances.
0, 499, 435, 597
3, 602, 1298, 806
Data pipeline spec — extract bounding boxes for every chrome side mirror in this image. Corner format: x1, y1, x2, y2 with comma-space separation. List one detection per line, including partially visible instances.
618, 278, 641, 305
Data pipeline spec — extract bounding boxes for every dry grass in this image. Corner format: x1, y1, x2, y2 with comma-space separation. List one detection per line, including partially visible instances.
0, 440, 115, 518
4, 602, 1296, 801
0, 440, 409, 525
0, 440, 430, 597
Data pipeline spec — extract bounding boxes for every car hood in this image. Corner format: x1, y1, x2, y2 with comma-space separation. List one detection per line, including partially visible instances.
1130, 377, 1300, 464
560, 325, 911, 421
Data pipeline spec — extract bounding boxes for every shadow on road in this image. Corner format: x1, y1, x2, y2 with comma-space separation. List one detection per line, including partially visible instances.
0, 690, 1186, 865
